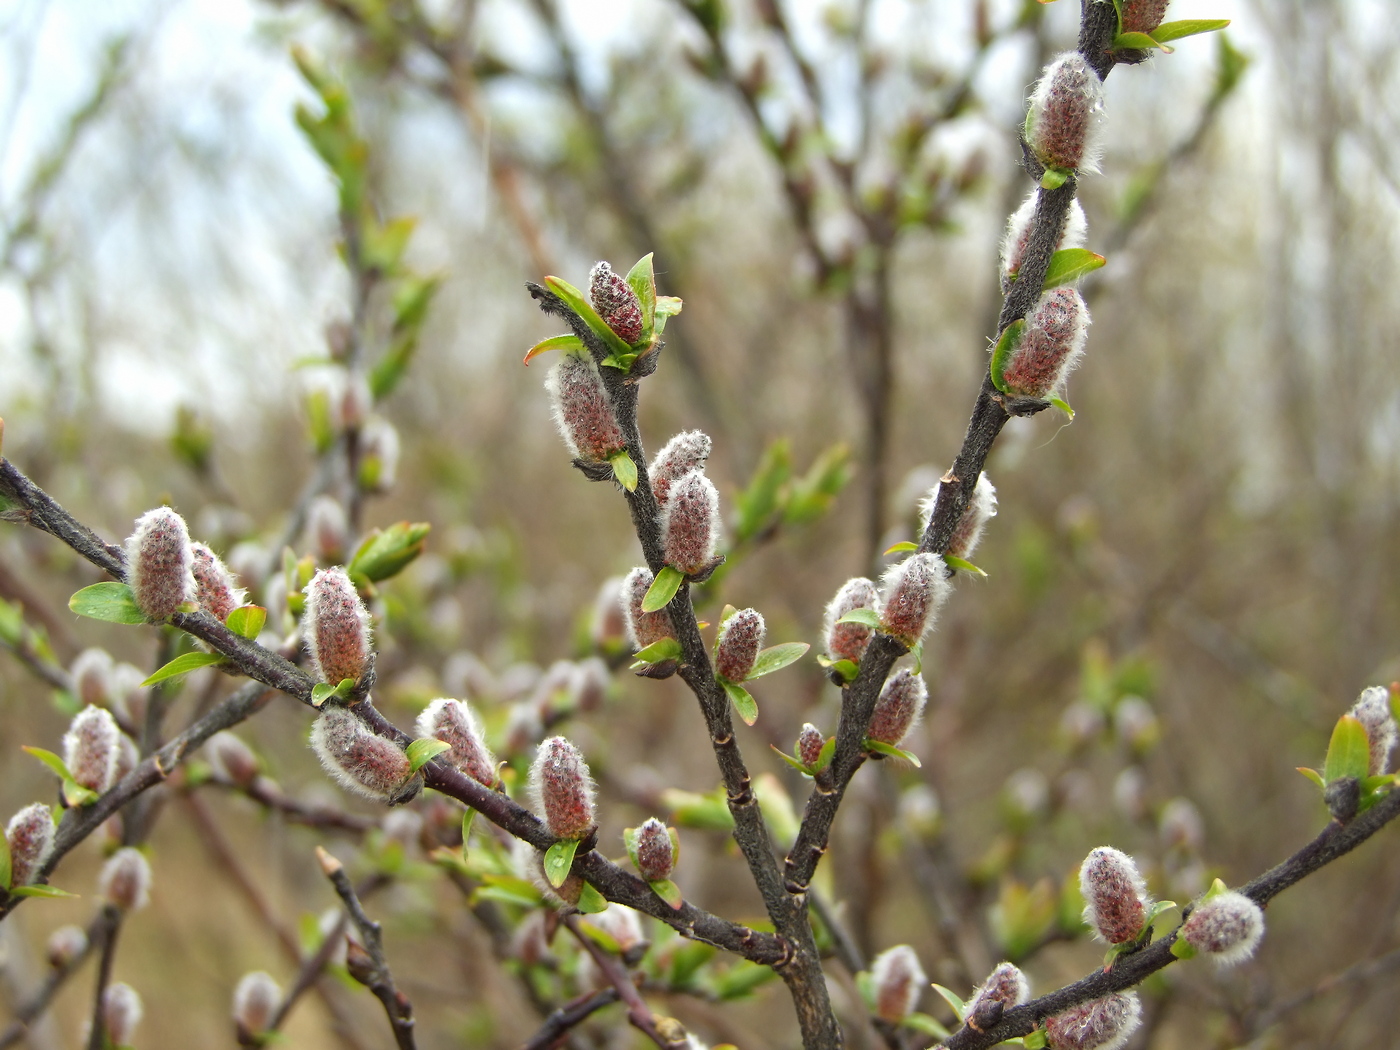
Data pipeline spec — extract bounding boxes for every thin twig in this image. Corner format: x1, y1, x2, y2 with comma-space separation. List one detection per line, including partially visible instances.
84, 905, 123, 1050
521, 988, 622, 1050
563, 915, 683, 1049
0, 907, 113, 1049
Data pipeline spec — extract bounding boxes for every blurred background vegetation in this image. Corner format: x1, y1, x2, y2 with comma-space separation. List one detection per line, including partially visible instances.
2, 0, 1400, 1046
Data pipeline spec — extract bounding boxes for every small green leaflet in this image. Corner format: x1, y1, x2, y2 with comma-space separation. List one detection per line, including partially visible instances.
543, 275, 633, 357
1150, 18, 1230, 44
642, 566, 685, 613
721, 679, 758, 725
25, 749, 101, 807
1296, 766, 1325, 789
1040, 167, 1070, 190
225, 604, 267, 640
1049, 396, 1075, 419
772, 747, 812, 774
8, 884, 76, 899
989, 319, 1025, 394
654, 295, 683, 337
348, 521, 430, 583
863, 739, 922, 767
835, 607, 880, 629
310, 678, 355, 708
626, 252, 658, 335
543, 838, 580, 888
816, 655, 859, 683
68, 583, 146, 625
142, 651, 225, 687
523, 334, 584, 365
406, 738, 452, 773
0, 832, 10, 890
747, 642, 809, 680
1323, 714, 1370, 784
903, 1014, 951, 1040
883, 541, 917, 555
930, 983, 968, 1022
650, 877, 684, 910
1169, 936, 1198, 960
1042, 248, 1106, 290
461, 809, 476, 863
22, 746, 71, 781
814, 736, 836, 773
630, 637, 682, 666
943, 555, 986, 577
609, 451, 638, 493
576, 881, 610, 914
1113, 31, 1164, 51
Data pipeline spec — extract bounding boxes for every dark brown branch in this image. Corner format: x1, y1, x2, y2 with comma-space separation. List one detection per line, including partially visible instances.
521, 988, 622, 1050
84, 905, 123, 1050
563, 915, 684, 1049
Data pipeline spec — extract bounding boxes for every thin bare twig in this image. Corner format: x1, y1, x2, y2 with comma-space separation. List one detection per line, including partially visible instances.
0, 908, 112, 1049
521, 988, 622, 1050
563, 915, 684, 1048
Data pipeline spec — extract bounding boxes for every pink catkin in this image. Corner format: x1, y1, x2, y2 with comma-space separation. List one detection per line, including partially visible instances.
6, 803, 55, 887
1000, 192, 1087, 287
1027, 53, 1104, 173
879, 553, 951, 647
797, 723, 825, 767
715, 608, 765, 682
1120, 0, 1170, 34
589, 261, 645, 344
233, 972, 281, 1036
1080, 847, 1149, 944
62, 706, 121, 794
1349, 686, 1397, 776
70, 648, 113, 708
416, 698, 497, 786
124, 507, 196, 621
530, 737, 595, 840
869, 945, 926, 1023
967, 962, 1030, 1018
650, 430, 712, 507
623, 567, 675, 649
1045, 992, 1141, 1050
303, 567, 372, 687
190, 542, 244, 622
546, 354, 626, 462
101, 984, 143, 1045
99, 847, 151, 911
823, 577, 879, 663
310, 706, 416, 802
205, 731, 259, 788
662, 470, 720, 575
1001, 288, 1089, 398
868, 669, 928, 747
633, 818, 675, 882
922, 471, 998, 561
1181, 890, 1264, 965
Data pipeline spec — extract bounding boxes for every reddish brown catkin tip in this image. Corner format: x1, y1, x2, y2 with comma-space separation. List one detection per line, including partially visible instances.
6, 803, 55, 887
1001, 287, 1090, 399
99, 847, 152, 911
1000, 191, 1087, 287
649, 430, 712, 507
922, 471, 998, 561
101, 984, 143, 1046
63, 705, 121, 794
868, 669, 928, 747
967, 962, 1031, 1018
310, 706, 417, 802
869, 944, 926, 1023
1120, 0, 1169, 34
588, 261, 645, 343
1349, 686, 1397, 775
232, 971, 282, 1037
1027, 52, 1104, 173
633, 817, 675, 882
1079, 846, 1150, 944
662, 469, 720, 575
546, 353, 625, 462
1181, 890, 1265, 965
823, 577, 878, 663
70, 648, 113, 708
796, 723, 825, 767
190, 542, 244, 622
715, 608, 765, 682
529, 736, 596, 841
303, 567, 372, 687
1045, 992, 1141, 1050
879, 553, 951, 647
416, 698, 498, 786
124, 506, 196, 621
623, 567, 675, 649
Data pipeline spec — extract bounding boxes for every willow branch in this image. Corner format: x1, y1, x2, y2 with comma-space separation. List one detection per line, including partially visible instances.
0, 907, 111, 1048
563, 915, 682, 1049
522, 988, 622, 1050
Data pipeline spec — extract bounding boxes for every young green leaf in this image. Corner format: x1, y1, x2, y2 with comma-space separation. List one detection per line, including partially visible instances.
61, 779, 98, 808
1296, 766, 1325, 790
8, 884, 77, 899
406, 738, 452, 773
943, 555, 987, 577
523, 334, 584, 366
543, 838, 581, 888
0, 833, 11, 891
141, 651, 225, 687
930, 984, 968, 1022
543, 276, 633, 356
1323, 714, 1371, 785
772, 747, 814, 774
904, 1014, 952, 1040
348, 521, 431, 583
1169, 936, 1198, 960
225, 604, 267, 640
653, 295, 683, 337
576, 881, 610, 914
609, 451, 638, 493
631, 637, 683, 667
68, 583, 146, 625
1040, 167, 1070, 190
625, 253, 658, 335
1048, 396, 1075, 419
836, 607, 881, 630
1023, 1030, 1048, 1050
1042, 248, 1106, 290
721, 679, 759, 726
883, 541, 918, 555
310, 683, 338, 708
642, 566, 685, 613
650, 877, 684, 910
1113, 31, 1166, 51
747, 642, 810, 680
1151, 18, 1230, 43
989, 319, 1025, 394
461, 809, 476, 863
815, 655, 859, 683
21, 746, 72, 781
813, 736, 836, 774
863, 739, 922, 767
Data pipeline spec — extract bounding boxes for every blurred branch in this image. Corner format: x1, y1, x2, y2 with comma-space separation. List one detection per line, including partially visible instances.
1248, 943, 1400, 1038
563, 914, 683, 1048
522, 987, 622, 1050
83, 905, 123, 1050
0, 907, 111, 1049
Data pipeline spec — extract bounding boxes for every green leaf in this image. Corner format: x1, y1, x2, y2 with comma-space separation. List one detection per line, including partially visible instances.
225, 604, 266, 640
747, 642, 809, 680
904, 1014, 951, 1039
943, 555, 987, 577
642, 566, 685, 613
930, 983, 968, 1022
543, 838, 580, 888
883, 541, 918, 555
721, 680, 758, 725
576, 881, 609, 914
8, 884, 77, 899
989, 319, 1025, 394
1048, 396, 1075, 419
713, 960, 779, 1000
1323, 714, 1371, 784
406, 738, 452, 773
625, 253, 658, 336
650, 877, 684, 910
1169, 937, 1197, 960
141, 651, 225, 687
543, 276, 633, 357
1042, 248, 1106, 290
1297, 766, 1325, 790
631, 637, 683, 666
816, 656, 859, 683
1151, 18, 1229, 43
734, 439, 792, 544
1113, 31, 1166, 50
835, 607, 880, 629
813, 736, 836, 774
22, 746, 71, 781
609, 451, 638, 492
783, 443, 852, 528
61, 779, 98, 808
1040, 167, 1069, 190
310, 683, 338, 708
1213, 32, 1250, 99
1023, 1030, 1048, 1050
653, 295, 683, 337
461, 809, 476, 863
348, 521, 430, 582
68, 583, 146, 625
863, 739, 922, 767
362, 214, 417, 274
523, 334, 583, 366
772, 747, 813, 774
661, 787, 734, 832
0, 831, 11, 890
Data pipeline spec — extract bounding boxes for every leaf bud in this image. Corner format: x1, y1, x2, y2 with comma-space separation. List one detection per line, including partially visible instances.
869, 944, 926, 1023
546, 353, 625, 462
1044, 991, 1141, 1050
921, 472, 997, 561
1026, 52, 1104, 174
1079, 846, 1149, 944
1180, 889, 1264, 965
589, 261, 644, 343
1158, 797, 1205, 852
796, 723, 825, 767
1000, 191, 1088, 288
529, 736, 596, 841
100, 847, 152, 911
1120, 0, 1169, 34
233, 970, 282, 1037
358, 416, 400, 493
310, 706, 419, 803
205, 731, 260, 789
63, 705, 121, 794
108, 663, 149, 732
868, 669, 928, 747
571, 657, 610, 714
715, 608, 765, 682
124, 506, 197, 621
823, 577, 878, 663
303, 567, 373, 688
878, 553, 951, 647
5, 803, 55, 887
415, 698, 497, 787
46, 924, 88, 969
650, 430, 712, 507
70, 648, 114, 708
999, 288, 1089, 399
662, 470, 721, 575
967, 961, 1030, 1026
633, 817, 675, 882
190, 542, 245, 622
101, 983, 143, 1046
1349, 686, 1397, 775
305, 494, 350, 564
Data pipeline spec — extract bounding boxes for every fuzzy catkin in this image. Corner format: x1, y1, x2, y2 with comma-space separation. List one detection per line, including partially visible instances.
623, 567, 675, 650
823, 577, 879, 663
1120, 0, 1169, 33
1045, 992, 1141, 1050
1079, 847, 1149, 944
1001, 288, 1090, 398
797, 723, 825, 767
868, 670, 927, 747
869, 944, 926, 1023
1349, 686, 1397, 776
100, 847, 152, 911
967, 962, 1030, 1019
662, 470, 720, 575
100, 984, 143, 1045
633, 818, 675, 882
546, 353, 625, 462
63, 705, 121, 794
232, 971, 282, 1035
310, 706, 417, 802
5, 803, 55, 887
715, 608, 765, 682
1000, 192, 1087, 288
529, 736, 596, 841
190, 542, 244, 622
650, 430, 712, 507
921, 472, 997, 560
416, 698, 497, 786
1027, 52, 1104, 173
1181, 890, 1264, 965
124, 506, 196, 621
589, 261, 644, 343
303, 567, 372, 687
879, 553, 951, 647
